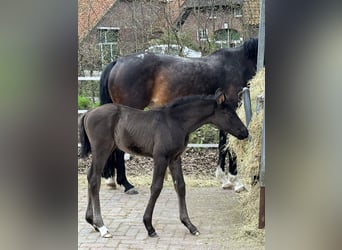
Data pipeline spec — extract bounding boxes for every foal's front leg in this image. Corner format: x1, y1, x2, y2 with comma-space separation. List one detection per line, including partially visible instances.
143, 157, 168, 237
169, 156, 199, 236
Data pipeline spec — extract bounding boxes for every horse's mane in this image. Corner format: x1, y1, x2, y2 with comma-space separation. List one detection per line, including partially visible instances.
158, 95, 214, 110
207, 38, 258, 61
243, 38, 258, 61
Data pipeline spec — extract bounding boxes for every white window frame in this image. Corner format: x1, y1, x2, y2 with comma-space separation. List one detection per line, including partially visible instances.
97, 27, 120, 68
197, 28, 209, 41
233, 7, 242, 18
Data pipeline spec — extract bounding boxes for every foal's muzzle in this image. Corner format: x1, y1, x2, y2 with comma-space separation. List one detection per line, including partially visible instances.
237, 129, 249, 140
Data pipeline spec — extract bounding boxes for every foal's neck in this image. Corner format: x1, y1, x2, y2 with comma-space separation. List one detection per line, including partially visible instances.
169, 99, 214, 133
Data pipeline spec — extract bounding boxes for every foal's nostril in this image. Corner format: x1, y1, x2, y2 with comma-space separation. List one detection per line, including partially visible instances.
238, 129, 249, 139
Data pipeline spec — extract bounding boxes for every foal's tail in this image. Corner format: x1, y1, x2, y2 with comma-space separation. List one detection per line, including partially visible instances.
79, 113, 91, 158
99, 60, 117, 105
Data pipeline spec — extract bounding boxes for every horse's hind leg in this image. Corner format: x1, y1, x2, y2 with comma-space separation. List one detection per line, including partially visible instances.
115, 149, 137, 194
169, 157, 199, 236
102, 152, 116, 188
86, 145, 114, 238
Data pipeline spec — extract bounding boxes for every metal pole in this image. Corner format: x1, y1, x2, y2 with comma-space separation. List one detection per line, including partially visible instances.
257, 0, 265, 71
258, 104, 265, 229
257, 0, 266, 229
242, 87, 252, 127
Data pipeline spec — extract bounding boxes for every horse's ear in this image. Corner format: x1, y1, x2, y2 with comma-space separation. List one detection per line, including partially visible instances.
215, 88, 226, 105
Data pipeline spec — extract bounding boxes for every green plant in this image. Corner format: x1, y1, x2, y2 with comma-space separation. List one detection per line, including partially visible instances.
78, 95, 92, 109
189, 124, 219, 144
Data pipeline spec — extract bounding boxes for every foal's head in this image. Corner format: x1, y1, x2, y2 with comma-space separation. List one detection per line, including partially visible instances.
212, 89, 248, 140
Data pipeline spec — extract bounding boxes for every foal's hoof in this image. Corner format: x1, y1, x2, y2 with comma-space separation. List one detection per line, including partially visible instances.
125, 188, 139, 195
191, 230, 200, 236
148, 231, 159, 238
102, 232, 113, 238
95, 226, 112, 238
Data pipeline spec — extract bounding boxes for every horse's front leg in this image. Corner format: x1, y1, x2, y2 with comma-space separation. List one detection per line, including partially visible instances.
216, 130, 231, 188
169, 156, 199, 236
227, 148, 245, 192
143, 157, 168, 237
216, 131, 245, 192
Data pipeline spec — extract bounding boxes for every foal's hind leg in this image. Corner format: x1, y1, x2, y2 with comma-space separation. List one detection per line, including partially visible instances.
86, 146, 114, 238
169, 157, 199, 236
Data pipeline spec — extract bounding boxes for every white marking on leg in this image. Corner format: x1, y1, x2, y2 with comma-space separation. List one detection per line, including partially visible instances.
105, 177, 116, 188
228, 173, 246, 192
216, 166, 233, 189
98, 226, 112, 238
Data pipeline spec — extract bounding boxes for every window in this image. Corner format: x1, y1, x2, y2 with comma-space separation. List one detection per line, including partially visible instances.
233, 7, 242, 17
197, 29, 208, 41
97, 27, 119, 69
214, 29, 241, 48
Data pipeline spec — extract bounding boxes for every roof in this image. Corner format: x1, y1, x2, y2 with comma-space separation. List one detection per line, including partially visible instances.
78, 0, 117, 40
243, 0, 260, 25
78, 0, 260, 42
184, 0, 243, 8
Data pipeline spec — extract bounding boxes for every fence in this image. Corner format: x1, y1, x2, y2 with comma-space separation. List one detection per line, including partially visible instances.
78, 77, 254, 149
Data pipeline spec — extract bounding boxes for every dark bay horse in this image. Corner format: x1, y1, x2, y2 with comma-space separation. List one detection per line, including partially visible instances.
100, 38, 258, 193
79, 90, 248, 238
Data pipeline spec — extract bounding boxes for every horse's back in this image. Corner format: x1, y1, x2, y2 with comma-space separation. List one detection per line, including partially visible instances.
107, 53, 219, 108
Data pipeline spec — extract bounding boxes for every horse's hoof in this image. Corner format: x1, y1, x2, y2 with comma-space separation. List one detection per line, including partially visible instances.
234, 184, 246, 193
221, 181, 234, 189
105, 178, 117, 188
125, 188, 138, 195
148, 231, 158, 238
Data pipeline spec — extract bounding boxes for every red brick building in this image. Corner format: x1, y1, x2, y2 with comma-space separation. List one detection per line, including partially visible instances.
78, 0, 260, 73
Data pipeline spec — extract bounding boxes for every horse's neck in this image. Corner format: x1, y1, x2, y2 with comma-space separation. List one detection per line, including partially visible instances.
169, 100, 214, 133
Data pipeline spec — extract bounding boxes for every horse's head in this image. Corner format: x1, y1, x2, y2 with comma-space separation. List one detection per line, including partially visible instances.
212, 89, 248, 140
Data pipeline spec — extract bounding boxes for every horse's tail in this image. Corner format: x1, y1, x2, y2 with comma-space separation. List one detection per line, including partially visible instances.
99, 60, 117, 105
79, 113, 91, 158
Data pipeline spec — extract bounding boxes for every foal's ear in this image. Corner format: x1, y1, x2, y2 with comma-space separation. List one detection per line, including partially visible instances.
215, 88, 226, 105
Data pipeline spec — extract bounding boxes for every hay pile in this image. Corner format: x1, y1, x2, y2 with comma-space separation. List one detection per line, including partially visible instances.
229, 68, 265, 243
